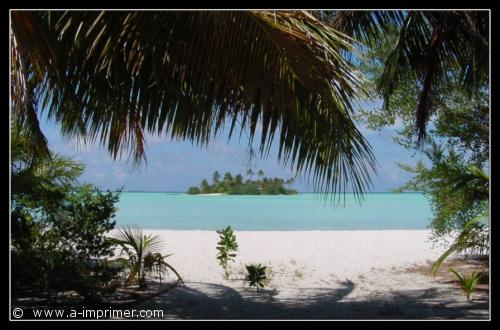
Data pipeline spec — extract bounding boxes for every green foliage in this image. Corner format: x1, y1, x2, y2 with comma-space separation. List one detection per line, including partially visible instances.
186, 186, 201, 195
350, 19, 489, 277
245, 263, 268, 291
188, 170, 298, 195
448, 268, 485, 302
330, 11, 488, 143
110, 225, 169, 287
399, 146, 488, 240
200, 179, 211, 194
11, 130, 122, 302
11, 186, 122, 302
216, 226, 239, 279
431, 214, 489, 276
355, 24, 489, 160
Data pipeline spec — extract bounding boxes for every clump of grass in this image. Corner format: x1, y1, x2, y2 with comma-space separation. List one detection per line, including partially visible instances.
293, 269, 304, 280
448, 268, 485, 302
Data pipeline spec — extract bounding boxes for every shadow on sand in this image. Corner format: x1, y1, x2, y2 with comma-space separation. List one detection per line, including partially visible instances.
136, 280, 489, 320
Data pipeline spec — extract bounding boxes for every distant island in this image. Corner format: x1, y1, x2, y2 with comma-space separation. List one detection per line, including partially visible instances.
187, 170, 298, 195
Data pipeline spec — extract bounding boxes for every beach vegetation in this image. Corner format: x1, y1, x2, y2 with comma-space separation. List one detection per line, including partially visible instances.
448, 268, 485, 302
187, 170, 298, 195
431, 214, 489, 276
144, 252, 184, 285
293, 269, 305, 280
11, 125, 122, 303
353, 15, 489, 266
110, 225, 182, 287
186, 186, 201, 195
216, 226, 239, 279
245, 263, 268, 291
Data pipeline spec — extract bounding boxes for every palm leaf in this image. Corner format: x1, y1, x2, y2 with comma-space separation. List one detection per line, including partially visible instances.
375, 11, 489, 144
11, 10, 376, 199
110, 225, 164, 285
329, 10, 488, 144
431, 213, 489, 276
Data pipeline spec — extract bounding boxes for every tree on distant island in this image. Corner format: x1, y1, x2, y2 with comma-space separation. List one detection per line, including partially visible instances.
187, 170, 298, 195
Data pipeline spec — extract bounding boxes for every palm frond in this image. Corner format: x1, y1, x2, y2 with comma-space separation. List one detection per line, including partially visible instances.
324, 11, 405, 46
375, 11, 489, 144
329, 10, 488, 144
110, 225, 164, 255
431, 212, 489, 276
11, 10, 376, 199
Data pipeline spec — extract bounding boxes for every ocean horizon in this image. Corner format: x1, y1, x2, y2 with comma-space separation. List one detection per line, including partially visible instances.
114, 192, 433, 231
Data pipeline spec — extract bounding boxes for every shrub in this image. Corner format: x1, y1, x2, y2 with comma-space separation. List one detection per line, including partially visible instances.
245, 263, 267, 291
11, 184, 122, 303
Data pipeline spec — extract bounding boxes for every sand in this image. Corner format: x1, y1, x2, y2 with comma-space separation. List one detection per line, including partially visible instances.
197, 193, 226, 196
131, 230, 489, 319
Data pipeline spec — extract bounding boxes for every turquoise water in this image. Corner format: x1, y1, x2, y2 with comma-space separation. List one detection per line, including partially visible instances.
114, 192, 433, 231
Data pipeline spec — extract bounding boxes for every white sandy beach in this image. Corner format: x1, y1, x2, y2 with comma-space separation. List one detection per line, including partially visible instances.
147, 230, 443, 283
132, 230, 489, 319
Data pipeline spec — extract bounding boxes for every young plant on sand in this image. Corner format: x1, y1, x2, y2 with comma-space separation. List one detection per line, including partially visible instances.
111, 225, 182, 287
448, 268, 485, 302
245, 263, 267, 291
216, 226, 239, 279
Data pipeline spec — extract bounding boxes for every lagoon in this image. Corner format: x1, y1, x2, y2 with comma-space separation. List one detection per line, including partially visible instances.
114, 192, 433, 231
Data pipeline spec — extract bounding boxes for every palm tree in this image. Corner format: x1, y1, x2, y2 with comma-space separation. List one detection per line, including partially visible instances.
10, 10, 376, 199
246, 169, 254, 181
234, 174, 244, 186
110, 225, 166, 287
212, 171, 221, 186
257, 170, 265, 178
323, 11, 488, 144
200, 179, 210, 194
11, 121, 84, 199
223, 172, 234, 190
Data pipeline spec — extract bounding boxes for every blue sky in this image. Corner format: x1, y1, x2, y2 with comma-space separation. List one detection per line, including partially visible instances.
38, 107, 424, 192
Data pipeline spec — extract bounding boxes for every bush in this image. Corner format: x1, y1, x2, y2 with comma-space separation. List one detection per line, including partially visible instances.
12, 184, 122, 302
11, 130, 122, 303
245, 263, 267, 291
